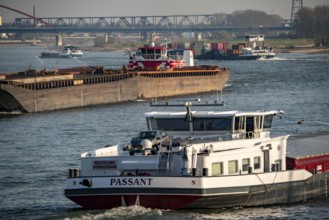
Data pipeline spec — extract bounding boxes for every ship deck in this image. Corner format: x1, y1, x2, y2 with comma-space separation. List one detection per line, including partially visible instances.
287, 132, 329, 159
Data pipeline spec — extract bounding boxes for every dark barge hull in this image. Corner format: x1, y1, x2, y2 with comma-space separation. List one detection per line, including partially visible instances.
0, 67, 229, 113
65, 172, 328, 210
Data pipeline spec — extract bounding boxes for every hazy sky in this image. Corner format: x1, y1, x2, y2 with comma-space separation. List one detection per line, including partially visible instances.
1, 0, 329, 23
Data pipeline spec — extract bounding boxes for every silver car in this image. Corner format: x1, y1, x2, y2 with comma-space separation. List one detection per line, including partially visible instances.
130, 130, 170, 150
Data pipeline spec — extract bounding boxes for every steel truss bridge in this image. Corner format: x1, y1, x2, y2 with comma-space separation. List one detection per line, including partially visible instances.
0, 14, 292, 34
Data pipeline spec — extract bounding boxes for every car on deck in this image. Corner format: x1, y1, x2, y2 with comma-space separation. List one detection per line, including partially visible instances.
130, 130, 170, 154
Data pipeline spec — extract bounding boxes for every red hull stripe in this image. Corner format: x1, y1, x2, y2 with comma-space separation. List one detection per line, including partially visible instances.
65, 186, 249, 196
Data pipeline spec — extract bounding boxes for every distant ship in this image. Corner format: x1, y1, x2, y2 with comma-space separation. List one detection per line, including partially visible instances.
195, 35, 275, 60
0, 43, 229, 113
40, 45, 83, 58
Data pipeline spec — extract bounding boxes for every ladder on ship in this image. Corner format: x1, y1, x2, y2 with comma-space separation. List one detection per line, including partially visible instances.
157, 149, 172, 176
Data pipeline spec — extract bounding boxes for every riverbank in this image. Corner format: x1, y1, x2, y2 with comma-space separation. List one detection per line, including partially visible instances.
274, 47, 329, 54
83, 44, 329, 54
1, 40, 328, 55
288, 47, 329, 54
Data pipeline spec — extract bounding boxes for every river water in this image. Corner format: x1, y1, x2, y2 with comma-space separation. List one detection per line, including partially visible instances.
0, 46, 329, 219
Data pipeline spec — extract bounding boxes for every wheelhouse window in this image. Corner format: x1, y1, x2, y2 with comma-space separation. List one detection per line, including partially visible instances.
234, 117, 244, 131
242, 158, 250, 171
254, 156, 261, 169
148, 116, 232, 132
263, 115, 274, 129
194, 117, 232, 131
140, 48, 147, 58
212, 162, 223, 176
148, 118, 189, 131
192, 118, 205, 131
228, 160, 238, 174
155, 49, 162, 59
246, 117, 254, 132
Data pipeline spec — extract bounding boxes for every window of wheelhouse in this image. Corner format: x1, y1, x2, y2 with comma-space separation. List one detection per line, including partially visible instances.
147, 117, 189, 131
193, 117, 232, 131
263, 115, 274, 130
234, 116, 245, 132
155, 49, 162, 59
140, 48, 146, 58
246, 116, 264, 131
246, 117, 254, 133
146, 49, 155, 59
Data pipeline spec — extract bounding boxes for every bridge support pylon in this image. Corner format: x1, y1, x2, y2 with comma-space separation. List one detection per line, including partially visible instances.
56, 33, 62, 46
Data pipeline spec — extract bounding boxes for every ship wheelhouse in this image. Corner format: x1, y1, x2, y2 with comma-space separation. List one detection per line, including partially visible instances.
128, 44, 188, 70
145, 110, 278, 140
137, 46, 168, 60
140, 110, 286, 177
77, 109, 287, 179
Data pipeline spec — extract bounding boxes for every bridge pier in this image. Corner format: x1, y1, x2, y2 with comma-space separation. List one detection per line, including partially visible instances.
56, 33, 63, 46
105, 33, 108, 44
196, 33, 202, 41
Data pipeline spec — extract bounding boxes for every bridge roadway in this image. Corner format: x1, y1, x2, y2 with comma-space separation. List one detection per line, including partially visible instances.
0, 14, 293, 34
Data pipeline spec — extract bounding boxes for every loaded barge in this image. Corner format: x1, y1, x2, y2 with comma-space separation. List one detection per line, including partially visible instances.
64, 103, 329, 210
194, 35, 275, 61
0, 45, 229, 113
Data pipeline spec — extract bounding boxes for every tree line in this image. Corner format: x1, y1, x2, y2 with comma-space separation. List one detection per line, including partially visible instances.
228, 10, 282, 28
296, 5, 329, 46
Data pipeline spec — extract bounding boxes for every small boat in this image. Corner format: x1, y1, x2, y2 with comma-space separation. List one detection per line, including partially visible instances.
238, 46, 275, 59
64, 102, 329, 210
40, 45, 83, 58
63, 45, 83, 58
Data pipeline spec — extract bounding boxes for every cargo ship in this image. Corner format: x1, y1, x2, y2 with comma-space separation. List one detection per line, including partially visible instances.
0, 45, 229, 113
194, 35, 275, 60
64, 102, 329, 210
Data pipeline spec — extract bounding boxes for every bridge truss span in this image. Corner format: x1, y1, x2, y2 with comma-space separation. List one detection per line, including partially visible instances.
10, 14, 230, 30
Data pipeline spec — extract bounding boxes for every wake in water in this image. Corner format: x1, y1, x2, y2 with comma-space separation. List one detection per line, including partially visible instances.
64, 206, 165, 220
0, 111, 23, 115
34, 56, 46, 69
258, 57, 287, 61
70, 57, 89, 67
61, 200, 329, 220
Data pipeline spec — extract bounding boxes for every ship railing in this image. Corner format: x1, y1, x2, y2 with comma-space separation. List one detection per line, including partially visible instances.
82, 73, 132, 84
168, 55, 181, 60
162, 135, 225, 148
10, 73, 133, 90
138, 70, 220, 78
231, 131, 262, 140
185, 136, 224, 144
15, 79, 75, 90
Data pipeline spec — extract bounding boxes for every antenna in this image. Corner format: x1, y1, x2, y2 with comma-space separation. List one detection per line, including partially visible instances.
291, 0, 303, 23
